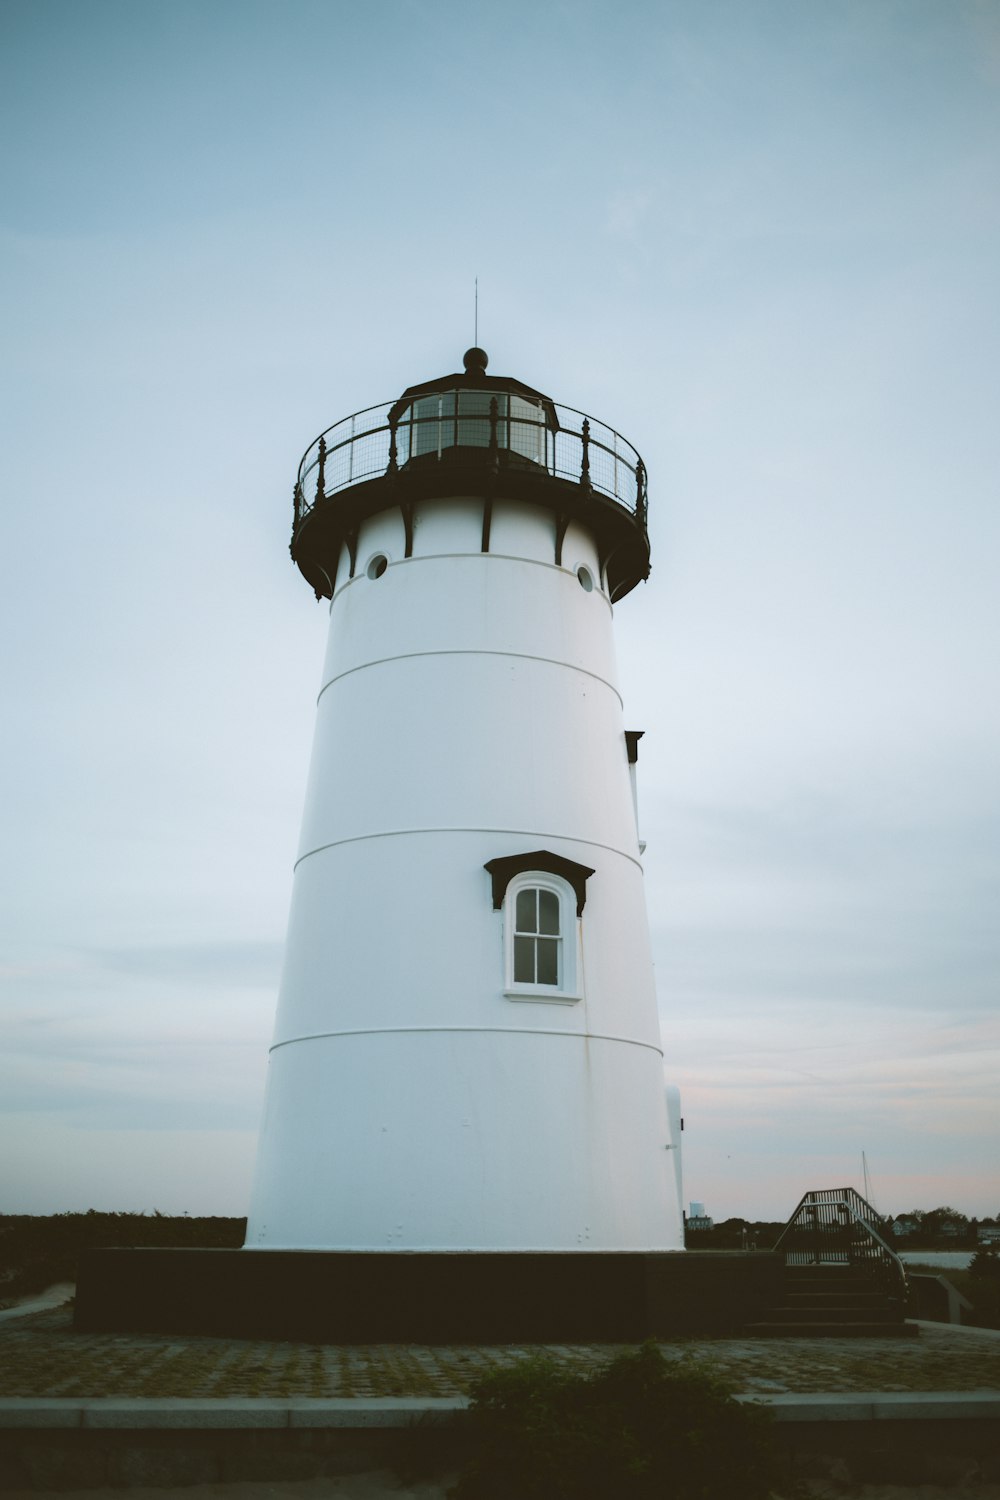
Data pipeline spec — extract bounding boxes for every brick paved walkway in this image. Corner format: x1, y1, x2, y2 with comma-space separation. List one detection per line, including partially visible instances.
2, 1303, 999, 1399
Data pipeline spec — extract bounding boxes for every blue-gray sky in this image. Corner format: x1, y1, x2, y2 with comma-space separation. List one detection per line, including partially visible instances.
2, 0, 998, 1222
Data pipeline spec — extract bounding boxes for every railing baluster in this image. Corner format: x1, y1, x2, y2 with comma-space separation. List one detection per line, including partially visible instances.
580, 418, 592, 493
488, 396, 499, 475
315, 436, 327, 503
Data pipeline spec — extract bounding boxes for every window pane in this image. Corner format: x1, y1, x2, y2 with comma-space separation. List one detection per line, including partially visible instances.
457, 416, 490, 447
538, 889, 560, 935
457, 390, 485, 446
411, 393, 456, 457
536, 938, 559, 985
509, 395, 545, 465
514, 936, 535, 983
515, 889, 537, 933
458, 390, 501, 417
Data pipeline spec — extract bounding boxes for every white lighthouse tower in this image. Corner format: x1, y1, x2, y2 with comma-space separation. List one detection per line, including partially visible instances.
246, 348, 684, 1260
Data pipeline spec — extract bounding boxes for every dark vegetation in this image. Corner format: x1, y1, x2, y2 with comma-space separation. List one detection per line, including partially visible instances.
452, 1343, 779, 1500
0, 1212, 245, 1305
687, 1206, 1000, 1253
906, 1248, 1000, 1330
683, 1218, 784, 1250
965, 1248, 1000, 1328
885, 1206, 1000, 1250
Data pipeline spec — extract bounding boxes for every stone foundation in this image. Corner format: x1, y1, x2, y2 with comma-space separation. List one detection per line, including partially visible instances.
74, 1248, 781, 1342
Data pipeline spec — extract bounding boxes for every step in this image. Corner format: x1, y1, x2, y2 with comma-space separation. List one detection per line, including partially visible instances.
785, 1292, 886, 1307
784, 1267, 881, 1281
744, 1320, 919, 1339
766, 1305, 899, 1324
784, 1270, 901, 1282
784, 1277, 892, 1294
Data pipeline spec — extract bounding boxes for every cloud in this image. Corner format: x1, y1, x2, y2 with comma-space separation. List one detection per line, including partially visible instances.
93, 941, 282, 989
0, 943, 277, 1141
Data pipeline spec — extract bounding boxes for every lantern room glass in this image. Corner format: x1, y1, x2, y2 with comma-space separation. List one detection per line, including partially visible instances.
405, 390, 546, 466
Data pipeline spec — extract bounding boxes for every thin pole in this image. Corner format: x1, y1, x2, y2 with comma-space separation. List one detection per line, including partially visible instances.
474, 277, 478, 346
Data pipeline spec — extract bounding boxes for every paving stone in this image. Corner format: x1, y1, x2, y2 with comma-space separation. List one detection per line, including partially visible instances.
1, 1306, 999, 1401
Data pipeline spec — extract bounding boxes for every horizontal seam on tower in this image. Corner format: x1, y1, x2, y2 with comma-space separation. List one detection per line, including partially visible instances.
316, 650, 623, 707
269, 1026, 663, 1057
293, 828, 644, 873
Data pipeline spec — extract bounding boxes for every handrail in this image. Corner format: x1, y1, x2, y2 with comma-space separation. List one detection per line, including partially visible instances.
774, 1187, 908, 1304
291, 395, 648, 535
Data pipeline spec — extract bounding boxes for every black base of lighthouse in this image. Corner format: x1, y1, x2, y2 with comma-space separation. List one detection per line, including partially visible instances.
74, 1249, 781, 1343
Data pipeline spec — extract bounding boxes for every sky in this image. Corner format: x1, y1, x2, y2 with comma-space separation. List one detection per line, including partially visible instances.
1, 0, 998, 1225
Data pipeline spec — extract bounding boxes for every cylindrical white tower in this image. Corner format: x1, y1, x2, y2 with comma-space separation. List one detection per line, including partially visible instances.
246, 349, 683, 1253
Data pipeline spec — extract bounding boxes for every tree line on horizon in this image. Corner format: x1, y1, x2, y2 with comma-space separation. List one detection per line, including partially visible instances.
686, 1205, 999, 1250
0, 1211, 246, 1303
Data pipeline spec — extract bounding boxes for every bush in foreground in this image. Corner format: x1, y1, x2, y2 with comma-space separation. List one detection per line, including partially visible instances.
452, 1342, 779, 1500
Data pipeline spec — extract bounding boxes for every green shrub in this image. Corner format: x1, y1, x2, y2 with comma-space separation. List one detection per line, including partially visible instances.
970, 1248, 1000, 1280
452, 1343, 779, 1500
967, 1249, 1000, 1328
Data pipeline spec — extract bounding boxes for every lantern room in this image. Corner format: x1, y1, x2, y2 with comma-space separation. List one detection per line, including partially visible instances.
289, 347, 651, 603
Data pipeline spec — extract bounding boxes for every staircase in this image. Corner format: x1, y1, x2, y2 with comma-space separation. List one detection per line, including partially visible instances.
746, 1261, 917, 1337
745, 1187, 917, 1338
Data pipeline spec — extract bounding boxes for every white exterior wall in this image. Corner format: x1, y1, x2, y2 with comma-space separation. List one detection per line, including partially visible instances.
246, 494, 683, 1251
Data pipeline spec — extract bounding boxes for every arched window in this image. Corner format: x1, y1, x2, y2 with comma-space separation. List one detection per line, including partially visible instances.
484, 850, 593, 1004
513, 880, 563, 987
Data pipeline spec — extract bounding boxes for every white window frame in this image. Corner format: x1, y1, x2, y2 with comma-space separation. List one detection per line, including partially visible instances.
503, 871, 581, 1005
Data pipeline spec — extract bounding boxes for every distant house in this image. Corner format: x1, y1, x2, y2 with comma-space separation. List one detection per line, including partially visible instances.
978, 1223, 1000, 1245
686, 1216, 714, 1231
891, 1216, 920, 1237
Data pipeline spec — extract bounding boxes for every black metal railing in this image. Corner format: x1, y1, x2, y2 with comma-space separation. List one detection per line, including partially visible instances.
774, 1187, 908, 1303
292, 396, 648, 534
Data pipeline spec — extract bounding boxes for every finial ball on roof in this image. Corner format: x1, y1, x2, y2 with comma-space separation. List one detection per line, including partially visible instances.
463, 347, 489, 374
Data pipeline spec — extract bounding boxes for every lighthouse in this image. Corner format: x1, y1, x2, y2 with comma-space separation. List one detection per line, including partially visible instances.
245, 347, 684, 1259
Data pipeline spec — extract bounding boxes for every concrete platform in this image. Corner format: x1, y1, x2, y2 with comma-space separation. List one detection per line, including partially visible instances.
2, 1302, 1000, 1491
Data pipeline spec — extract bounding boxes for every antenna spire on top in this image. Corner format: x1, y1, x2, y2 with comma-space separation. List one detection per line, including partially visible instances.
474, 277, 478, 347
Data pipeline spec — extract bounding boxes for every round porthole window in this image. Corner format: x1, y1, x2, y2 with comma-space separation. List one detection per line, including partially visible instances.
367, 554, 388, 580
576, 566, 594, 593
